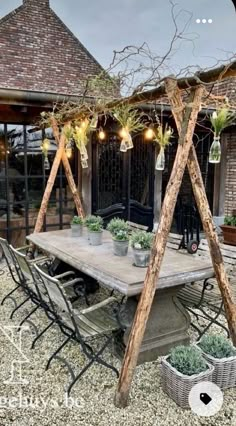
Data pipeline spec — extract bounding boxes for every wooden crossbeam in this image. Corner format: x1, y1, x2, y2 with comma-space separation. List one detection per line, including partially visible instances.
114, 86, 203, 408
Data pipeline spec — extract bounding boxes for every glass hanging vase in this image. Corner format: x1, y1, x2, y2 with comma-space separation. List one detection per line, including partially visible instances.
80, 142, 88, 159
125, 133, 133, 150
209, 136, 221, 164
120, 139, 127, 152
44, 156, 50, 170
155, 147, 165, 170
81, 158, 88, 169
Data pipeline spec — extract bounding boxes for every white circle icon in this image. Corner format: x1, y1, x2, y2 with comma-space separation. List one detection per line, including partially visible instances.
189, 381, 223, 417
202, 19, 207, 23
208, 19, 213, 23
196, 18, 201, 23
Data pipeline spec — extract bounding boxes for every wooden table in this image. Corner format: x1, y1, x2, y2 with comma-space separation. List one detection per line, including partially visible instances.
28, 229, 215, 362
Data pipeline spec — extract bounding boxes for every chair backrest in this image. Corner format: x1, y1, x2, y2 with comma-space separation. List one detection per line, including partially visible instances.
166, 233, 183, 250
33, 264, 73, 315
197, 239, 236, 271
0, 237, 22, 283
10, 246, 34, 282
127, 221, 148, 234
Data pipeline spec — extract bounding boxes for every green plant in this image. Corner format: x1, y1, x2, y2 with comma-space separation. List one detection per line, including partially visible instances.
198, 335, 236, 359
224, 216, 236, 227
130, 230, 154, 250
85, 215, 103, 227
87, 221, 103, 232
169, 345, 208, 376
107, 218, 129, 240
113, 104, 145, 134
71, 215, 83, 225
210, 108, 235, 137
154, 124, 173, 148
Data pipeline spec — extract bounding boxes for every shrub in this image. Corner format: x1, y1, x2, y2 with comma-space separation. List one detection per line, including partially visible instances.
224, 216, 236, 227
107, 218, 129, 240
130, 230, 154, 250
71, 215, 83, 225
85, 215, 103, 227
198, 335, 236, 359
87, 221, 103, 232
168, 345, 208, 376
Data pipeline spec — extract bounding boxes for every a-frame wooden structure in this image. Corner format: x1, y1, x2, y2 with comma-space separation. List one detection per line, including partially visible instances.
33, 61, 236, 408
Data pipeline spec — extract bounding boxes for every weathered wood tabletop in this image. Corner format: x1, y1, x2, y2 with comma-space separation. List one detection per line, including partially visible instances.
27, 229, 215, 296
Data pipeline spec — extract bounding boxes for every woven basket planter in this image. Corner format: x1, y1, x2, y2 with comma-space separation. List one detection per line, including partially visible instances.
161, 356, 214, 409
196, 344, 236, 390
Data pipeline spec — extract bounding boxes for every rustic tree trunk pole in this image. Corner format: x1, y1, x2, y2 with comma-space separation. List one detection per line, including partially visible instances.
165, 78, 236, 344
33, 133, 65, 234
114, 86, 203, 408
50, 118, 85, 218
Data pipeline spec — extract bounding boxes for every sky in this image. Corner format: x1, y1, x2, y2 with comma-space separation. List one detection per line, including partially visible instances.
1, 0, 236, 77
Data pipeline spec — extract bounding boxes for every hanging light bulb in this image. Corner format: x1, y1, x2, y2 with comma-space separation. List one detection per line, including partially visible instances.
145, 127, 155, 140
120, 139, 127, 152
209, 136, 221, 164
98, 128, 105, 140
44, 156, 50, 170
155, 147, 165, 171
42, 138, 50, 151
119, 127, 129, 139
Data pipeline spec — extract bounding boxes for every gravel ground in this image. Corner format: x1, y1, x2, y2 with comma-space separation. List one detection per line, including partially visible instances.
0, 261, 235, 426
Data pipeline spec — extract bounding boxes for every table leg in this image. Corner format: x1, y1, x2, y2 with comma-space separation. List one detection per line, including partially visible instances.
116, 286, 191, 364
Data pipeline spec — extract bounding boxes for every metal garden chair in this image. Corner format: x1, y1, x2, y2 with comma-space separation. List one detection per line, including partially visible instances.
177, 239, 236, 337
10, 246, 86, 349
33, 264, 121, 396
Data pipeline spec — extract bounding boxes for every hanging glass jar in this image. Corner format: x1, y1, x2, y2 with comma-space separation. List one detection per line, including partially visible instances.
120, 139, 127, 152
44, 156, 50, 170
155, 147, 165, 171
65, 140, 73, 159
125, 133, 133, 150
209, 135, 221, 164
81, 158, 88, 169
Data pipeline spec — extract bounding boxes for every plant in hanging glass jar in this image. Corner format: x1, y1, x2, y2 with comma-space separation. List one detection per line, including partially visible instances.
154, 124, 173, 171
112, 105, 145, 152
73, 118, 91, 168
209, 108, 235, 164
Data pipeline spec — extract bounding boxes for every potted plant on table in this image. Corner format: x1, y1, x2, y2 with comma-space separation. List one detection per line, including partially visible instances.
84, 215, 103, 240
130, 230, 154, 267
196, 334, 236, 389
107, 218, 129, 256
161, 345, 214, 409
220, 213, 236, 246
87, 221, 103, 246
71, 215, 83, 237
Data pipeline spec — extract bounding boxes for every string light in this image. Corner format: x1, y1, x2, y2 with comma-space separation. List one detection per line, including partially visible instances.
145, 127, 155, 140
98, 128, 105, 140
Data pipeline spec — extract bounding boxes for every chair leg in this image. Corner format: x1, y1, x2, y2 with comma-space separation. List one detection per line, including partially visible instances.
17, 305, 40, 331
198, 304, 229, 338
67, 335, 119, 396
9, 296, 31, 319
31, 319, 55, 349
1, 285, 21, 306
46, 334, 73, 371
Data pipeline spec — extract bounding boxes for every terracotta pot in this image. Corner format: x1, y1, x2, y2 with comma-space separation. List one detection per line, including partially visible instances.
220, 225, 236, 246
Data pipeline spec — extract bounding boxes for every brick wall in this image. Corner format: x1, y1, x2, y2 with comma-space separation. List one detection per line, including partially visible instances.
224, 129, 236, 215
0, 0, 103, 95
